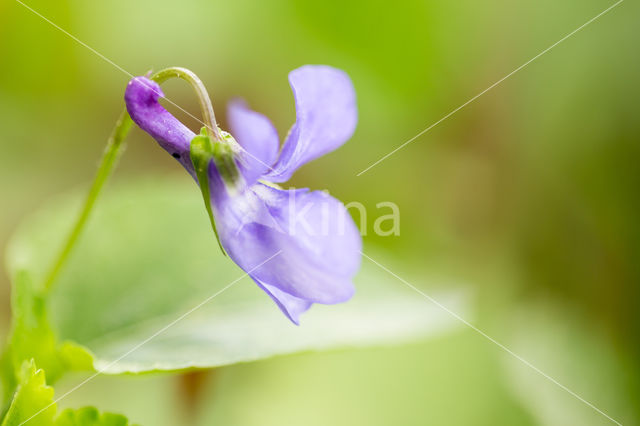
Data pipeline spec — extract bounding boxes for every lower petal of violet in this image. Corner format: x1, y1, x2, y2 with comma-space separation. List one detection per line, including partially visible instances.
253, 277, 313, 324
210, 178, 362, 323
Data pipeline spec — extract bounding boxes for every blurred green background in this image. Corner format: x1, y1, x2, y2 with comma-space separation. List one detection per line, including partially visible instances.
0, 0, 638, 424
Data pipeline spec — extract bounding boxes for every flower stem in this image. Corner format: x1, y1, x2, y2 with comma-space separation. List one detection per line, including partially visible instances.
42, 109, 133, 292
151, 67, 224, 141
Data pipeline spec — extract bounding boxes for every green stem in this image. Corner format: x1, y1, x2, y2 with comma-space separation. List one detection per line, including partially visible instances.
151, 67, 223, 142
42, 109, 133, 292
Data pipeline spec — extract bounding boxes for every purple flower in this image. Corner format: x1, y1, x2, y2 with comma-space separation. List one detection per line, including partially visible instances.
124, 65, 361, 324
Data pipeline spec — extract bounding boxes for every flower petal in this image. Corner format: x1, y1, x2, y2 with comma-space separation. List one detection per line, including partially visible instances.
210, 177, 361, 319
253, 278, 312, 325
124, 76, 196, 174
227, 99, 279, 185
264, 65, 358, 183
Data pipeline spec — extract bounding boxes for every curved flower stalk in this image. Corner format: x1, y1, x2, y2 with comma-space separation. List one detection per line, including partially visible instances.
125, 65, 361, 324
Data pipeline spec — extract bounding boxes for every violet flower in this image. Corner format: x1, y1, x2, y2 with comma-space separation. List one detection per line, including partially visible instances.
124, 65, 361, 324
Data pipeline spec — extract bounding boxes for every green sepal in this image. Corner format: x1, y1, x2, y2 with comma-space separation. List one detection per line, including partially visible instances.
189, 128, 226, 255
215, 131, 242, 192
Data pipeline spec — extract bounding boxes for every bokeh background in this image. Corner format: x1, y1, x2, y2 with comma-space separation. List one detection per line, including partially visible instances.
0, 0, 638, 424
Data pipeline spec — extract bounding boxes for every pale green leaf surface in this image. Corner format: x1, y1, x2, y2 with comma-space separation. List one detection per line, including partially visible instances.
6, 178, 468, 374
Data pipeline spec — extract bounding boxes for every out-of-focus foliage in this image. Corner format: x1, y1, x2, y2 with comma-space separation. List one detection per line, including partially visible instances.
0, 0, 638, 424
1, 360, 133, 426
54, 407, 132, 426
1, 270, 92, 401
504, 304, 637, 425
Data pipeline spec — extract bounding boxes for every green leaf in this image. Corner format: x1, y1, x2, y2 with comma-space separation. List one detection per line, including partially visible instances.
54, 407, 132, 426
2, 360, 55, 426
6, 177, 468, 375
1, 360, 135, 426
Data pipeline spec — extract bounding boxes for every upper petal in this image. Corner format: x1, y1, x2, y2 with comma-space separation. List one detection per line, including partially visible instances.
124, 76, 196, 174
264, 65, 357, 183
227, 99, 280, 185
